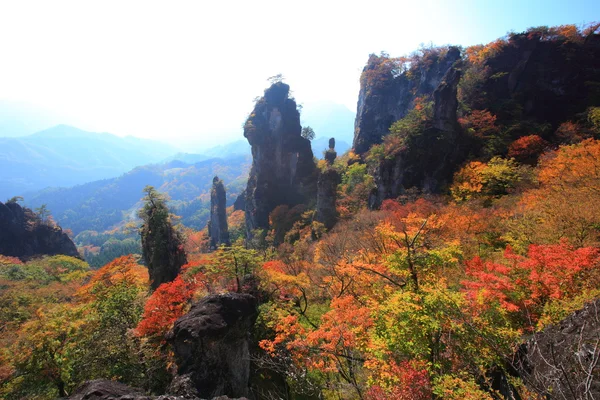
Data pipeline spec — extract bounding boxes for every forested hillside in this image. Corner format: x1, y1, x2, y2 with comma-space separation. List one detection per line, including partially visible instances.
25, 155, 250, 234
1, 23, 600, 400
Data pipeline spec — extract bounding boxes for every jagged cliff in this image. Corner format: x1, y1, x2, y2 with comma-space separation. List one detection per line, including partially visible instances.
353, 47, 461, 155
370, 63, 464, 206
243, 82, 317, 237
208, 176, 230, 249
355, 29, 600, 205
474, 30, 600, 129
0, 200, 79, 260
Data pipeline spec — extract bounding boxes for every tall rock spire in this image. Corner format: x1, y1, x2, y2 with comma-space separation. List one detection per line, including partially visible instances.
208, 176, 230, 250
315, 138, 340, 230
243, 81, 317, 238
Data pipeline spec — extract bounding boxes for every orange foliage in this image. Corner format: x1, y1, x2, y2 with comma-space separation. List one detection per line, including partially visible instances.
0, 255, 22, 265
183, 228, 209, 258
77, 255, 148, 301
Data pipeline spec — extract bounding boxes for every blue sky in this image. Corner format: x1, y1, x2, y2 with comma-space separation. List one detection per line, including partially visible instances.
0, 0, 598, 149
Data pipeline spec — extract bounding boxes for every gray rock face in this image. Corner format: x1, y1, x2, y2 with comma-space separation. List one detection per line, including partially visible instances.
352, 47, 461, 155
516, 298, 600, 399
433, 66, 461, 132
208, 176, 230, 250
0, 201, 79, 260
369, 63, 464, 206
243, 82, 317, 237
166, 293, 258, 399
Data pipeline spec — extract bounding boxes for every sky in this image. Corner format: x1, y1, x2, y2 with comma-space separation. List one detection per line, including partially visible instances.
0, 0, 598, 149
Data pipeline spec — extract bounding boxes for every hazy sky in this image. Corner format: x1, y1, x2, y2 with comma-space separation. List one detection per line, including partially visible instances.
0, 0, 598, 148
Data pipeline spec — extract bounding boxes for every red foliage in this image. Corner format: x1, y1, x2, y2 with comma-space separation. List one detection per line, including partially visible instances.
365, 360, 431, 400
135, 263, 207, 339
507, 135, 549, 164
463, 242, 600, 319
555, 121, 588, 144
458, 110, 499, 139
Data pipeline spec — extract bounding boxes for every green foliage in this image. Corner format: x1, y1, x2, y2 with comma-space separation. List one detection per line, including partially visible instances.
34, 204, 50, 221
589, 106, 600, 132
5, 196, 23, 204
210, 245, 261, 291
301, 126, 316, 141
342, 164, 372, 194
139, 186, 187, 290
25, 155, 249, 235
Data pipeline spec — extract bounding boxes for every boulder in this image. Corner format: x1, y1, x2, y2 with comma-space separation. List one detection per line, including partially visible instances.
67, 378, 249, 399
166, 293, 258, 399
515, 298, 600, 399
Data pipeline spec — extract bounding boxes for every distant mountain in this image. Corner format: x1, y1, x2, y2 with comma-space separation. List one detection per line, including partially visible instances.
0, 125, 180, 199
0, 100, 65, 137
24, 155, 251, 235
162, 152, 209, 164
201, 140, 251, 158
301, 101, 356, 144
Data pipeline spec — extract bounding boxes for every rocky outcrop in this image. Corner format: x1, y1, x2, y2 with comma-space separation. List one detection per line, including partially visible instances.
67, 378, 248, 399
208, 176, 230, 250
233, 189, 246, 211
166, 293, 258, 399
139, 189, 187, 290
433, 67, 461, 132
515, 298, 600, 399
315, 138, 340, 230
0, 200, 79, 260
369, 64, 464, 206
243, 82, 318, 237
353, 47, 461, 155
477, 31, 600, 130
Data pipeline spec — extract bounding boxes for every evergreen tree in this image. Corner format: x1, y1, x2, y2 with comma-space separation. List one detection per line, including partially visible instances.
138, 186, 187, 290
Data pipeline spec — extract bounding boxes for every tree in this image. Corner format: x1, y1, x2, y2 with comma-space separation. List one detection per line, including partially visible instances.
6, 196, 23, 204
301, 126, 316, 141
507, 135, 549, 164
138, 186, 187, 290
35, 204, 51, 221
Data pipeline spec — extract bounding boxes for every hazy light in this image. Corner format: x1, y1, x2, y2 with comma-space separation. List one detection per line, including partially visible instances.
0, 0, 597, 149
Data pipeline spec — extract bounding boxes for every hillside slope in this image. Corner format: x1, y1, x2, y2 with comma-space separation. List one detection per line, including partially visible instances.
25, 155, 250, 235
